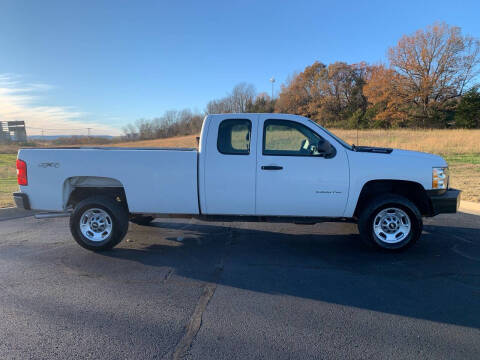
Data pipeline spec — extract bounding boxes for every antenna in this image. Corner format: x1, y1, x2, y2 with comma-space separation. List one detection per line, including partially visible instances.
269, 77, 275, 100
356, 125, 359, 146
356, 115, 359, 146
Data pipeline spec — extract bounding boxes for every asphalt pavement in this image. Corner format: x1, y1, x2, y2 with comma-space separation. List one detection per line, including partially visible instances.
0, 212, 479, 359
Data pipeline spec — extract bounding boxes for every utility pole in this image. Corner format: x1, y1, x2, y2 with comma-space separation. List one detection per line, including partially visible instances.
269, 77, 275, 100
86, 127, 92, 144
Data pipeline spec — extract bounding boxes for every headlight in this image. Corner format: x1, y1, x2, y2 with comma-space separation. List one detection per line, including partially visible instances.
432, 167, 449, 189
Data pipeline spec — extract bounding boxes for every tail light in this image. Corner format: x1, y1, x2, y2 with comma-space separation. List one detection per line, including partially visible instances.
16, 159, 28, 186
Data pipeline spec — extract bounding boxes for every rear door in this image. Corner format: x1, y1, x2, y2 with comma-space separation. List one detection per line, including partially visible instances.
255, 115, 349, 217
202, 114, 258, 215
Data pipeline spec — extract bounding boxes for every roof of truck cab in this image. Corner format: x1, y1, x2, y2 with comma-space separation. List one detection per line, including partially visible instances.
207, 113, 305, 119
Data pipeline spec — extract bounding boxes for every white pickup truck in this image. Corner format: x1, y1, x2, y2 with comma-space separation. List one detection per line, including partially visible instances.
14, 113, 460, 252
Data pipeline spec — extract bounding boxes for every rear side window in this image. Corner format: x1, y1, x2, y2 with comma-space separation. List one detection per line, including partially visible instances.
217, 119, 251, 155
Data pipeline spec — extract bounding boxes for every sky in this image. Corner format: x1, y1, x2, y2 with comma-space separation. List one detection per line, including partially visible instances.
0, 0, 479, 136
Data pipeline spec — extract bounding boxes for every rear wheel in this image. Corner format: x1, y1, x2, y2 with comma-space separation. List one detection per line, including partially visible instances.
358, 195, 422, 251
70, 196, 129, 251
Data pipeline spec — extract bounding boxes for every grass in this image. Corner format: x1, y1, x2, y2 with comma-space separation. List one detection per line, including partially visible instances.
0, 154, 18, 207
443, 153, 480, 165
1, 128, 479, 207
0, 144, 21, 154
442, 153, 480, 203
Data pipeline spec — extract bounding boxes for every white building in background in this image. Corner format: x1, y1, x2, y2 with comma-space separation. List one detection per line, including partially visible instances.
0, 121, 27, 143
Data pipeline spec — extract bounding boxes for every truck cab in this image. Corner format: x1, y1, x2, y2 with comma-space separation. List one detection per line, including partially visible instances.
199, 113, 349, 217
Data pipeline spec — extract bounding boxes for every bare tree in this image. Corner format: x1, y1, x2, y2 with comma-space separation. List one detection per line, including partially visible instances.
206, 98, 232, 114
123, 108, 205, 141
122, 123, 138, 140
230, 83, 256, 112
135, 118, 157, 140
206, 82, 256, 114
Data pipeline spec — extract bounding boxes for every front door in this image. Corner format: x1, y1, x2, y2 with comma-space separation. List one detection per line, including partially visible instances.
255, 117, 349, 217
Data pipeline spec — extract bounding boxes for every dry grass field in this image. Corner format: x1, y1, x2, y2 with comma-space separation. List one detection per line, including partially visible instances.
113, 129, 480, 154
335, 129, 480, 154
1, 129, 478, 207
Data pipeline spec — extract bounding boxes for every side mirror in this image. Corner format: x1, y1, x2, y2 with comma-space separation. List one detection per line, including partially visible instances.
317, 139, 330, 153
317, 140, 335, 158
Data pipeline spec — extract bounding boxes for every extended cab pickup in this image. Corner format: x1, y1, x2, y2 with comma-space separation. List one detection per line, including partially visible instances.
14, 113, 461, 251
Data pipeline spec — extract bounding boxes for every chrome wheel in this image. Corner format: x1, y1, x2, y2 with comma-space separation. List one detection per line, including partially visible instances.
373, 207, 411, 244
79, 208, 113, 242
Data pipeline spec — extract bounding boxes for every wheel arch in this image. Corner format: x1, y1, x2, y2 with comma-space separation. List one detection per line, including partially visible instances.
63, 176, 129, 211
354, 179, 431, 218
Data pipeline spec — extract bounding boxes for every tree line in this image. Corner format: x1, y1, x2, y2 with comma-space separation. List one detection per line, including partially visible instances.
123, 22, 480, 140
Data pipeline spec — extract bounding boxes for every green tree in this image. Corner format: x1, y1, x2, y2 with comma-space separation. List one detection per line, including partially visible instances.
455, 88, 480, 128
246, 93, 275, 113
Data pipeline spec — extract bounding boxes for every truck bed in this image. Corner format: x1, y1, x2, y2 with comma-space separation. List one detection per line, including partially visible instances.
17, 148, 200, 214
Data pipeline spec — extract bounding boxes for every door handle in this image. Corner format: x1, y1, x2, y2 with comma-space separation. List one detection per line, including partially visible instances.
261, 165, 283, 170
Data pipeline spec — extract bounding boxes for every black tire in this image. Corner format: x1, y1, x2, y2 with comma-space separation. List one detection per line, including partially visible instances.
130, 215, 155, 226
70, 196, 129, 251
358, 194, 422, 251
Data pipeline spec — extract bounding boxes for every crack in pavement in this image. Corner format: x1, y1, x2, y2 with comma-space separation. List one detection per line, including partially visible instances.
170, 225, 232, 360
171, 282, 217, 360
164, 268, 174, 283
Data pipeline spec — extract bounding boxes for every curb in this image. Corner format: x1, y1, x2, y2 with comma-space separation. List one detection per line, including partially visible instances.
0, 207, 36, 221
459, 201, 480, 216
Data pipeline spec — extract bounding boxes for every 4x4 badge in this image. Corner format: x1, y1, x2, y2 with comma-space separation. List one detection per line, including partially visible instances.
39, 162, 60, 168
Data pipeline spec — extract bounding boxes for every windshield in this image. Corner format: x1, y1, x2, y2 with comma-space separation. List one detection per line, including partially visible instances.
306, 119, 353, 150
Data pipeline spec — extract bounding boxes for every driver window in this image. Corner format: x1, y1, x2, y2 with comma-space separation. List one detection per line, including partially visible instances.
263, 119, 331, 156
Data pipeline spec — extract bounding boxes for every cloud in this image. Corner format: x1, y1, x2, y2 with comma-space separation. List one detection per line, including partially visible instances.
0, 74, 121, 136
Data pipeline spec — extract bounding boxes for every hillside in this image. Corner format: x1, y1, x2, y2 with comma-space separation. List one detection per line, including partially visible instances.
114, 134, 199, 148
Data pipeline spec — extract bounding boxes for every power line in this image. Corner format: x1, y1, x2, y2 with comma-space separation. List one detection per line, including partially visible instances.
26, 126, 96, 131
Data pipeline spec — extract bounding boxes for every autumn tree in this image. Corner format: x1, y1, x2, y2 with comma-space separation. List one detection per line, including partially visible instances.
363, 64, 412, 127
275, 61, 368, 125
320, 62, 368, 125
385, 22, 480, 126
275, 62, 327, 120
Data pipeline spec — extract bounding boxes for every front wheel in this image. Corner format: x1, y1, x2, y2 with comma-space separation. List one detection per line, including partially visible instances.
70, 196, 129, 251
358, 195, 422, 251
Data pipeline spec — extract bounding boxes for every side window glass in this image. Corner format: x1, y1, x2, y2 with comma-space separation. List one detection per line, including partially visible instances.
217, 119, 251, 155
263, 119, 334, 157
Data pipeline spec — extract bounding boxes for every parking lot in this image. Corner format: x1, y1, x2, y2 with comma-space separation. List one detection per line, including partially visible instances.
0, 212, 479, 359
